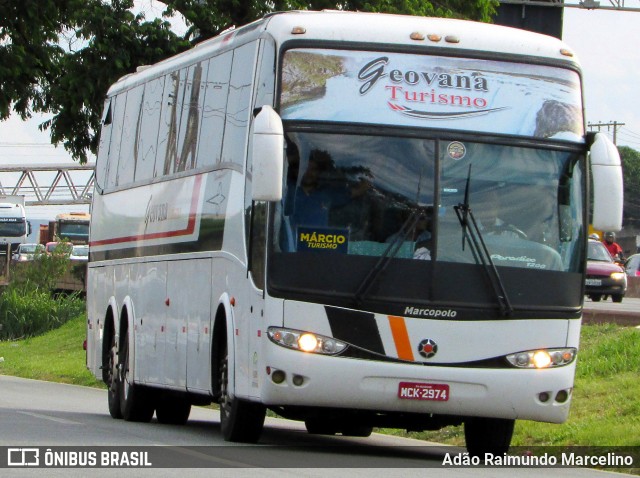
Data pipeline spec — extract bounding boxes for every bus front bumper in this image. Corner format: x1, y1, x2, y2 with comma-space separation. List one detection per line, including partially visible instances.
260, 344, 576, 424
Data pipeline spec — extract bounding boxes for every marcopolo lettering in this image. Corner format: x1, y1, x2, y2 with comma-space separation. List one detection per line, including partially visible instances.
405, 306, 457, 318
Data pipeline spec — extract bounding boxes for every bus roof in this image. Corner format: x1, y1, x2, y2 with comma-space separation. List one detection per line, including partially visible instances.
108, 10, 580, 96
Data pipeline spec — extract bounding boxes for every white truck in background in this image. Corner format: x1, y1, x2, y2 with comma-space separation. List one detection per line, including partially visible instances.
0, 195, 29, 256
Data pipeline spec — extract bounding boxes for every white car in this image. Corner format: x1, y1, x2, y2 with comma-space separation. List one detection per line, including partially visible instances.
70, 245, 89, 262
12, 243, 45, 263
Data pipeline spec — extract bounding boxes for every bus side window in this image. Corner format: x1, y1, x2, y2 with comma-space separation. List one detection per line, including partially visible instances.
96, 98, 113, 191
156, 71, 182, 178
245, 39, 275, 289
134, 76, 165, 183
105, 92, 127, 189
175, 62, 205, 173
118, 84, 144, 186
221, 41, 259, 167
249, 201, 267, 290
196, 52, 232, 169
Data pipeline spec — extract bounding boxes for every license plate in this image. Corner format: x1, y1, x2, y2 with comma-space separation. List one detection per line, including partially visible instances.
398, 382, 449, 401
585, 279, 602, 286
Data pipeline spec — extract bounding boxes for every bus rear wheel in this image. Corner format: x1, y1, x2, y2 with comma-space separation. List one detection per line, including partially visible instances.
464, 417, 514, 457
118, 331, 155, 422
218, 342, 265, 442
106, 334, 122, 419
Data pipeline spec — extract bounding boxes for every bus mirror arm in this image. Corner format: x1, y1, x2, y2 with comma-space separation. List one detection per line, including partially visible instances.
251, 105, 284, 202
590, 133, 623, 232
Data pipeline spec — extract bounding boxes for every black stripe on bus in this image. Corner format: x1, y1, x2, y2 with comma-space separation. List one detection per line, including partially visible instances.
89, 218, 225, 262
325, 306, 385, 356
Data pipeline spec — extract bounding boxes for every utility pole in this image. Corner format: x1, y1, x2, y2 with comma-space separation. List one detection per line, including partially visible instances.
588, 121, 626, 145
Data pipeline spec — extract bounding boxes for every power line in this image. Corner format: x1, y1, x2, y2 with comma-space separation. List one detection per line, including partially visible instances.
619, 126, 640, 140
588, 121, 626, 145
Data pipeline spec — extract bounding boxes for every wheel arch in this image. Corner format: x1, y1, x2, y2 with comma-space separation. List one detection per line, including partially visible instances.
101, 304, 117, 384
211, 293, 236, 400
118, 297, 136, 376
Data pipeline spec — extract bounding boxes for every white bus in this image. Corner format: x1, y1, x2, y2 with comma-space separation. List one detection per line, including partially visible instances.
86, 11, 623, 454
0, 195, 29, 255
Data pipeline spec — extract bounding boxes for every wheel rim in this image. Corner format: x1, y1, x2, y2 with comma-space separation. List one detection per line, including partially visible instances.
108, 342, 118, 394
120, 335, 130, 401
219, 348, 231, 419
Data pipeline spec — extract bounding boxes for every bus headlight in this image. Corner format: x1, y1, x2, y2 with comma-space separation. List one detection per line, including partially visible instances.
268, 327, 348, 355
506, 348, 576, 369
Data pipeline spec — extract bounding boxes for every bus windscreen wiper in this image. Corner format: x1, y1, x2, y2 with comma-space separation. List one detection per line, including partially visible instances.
354, 208, 423, 306
453, 166, 513, 317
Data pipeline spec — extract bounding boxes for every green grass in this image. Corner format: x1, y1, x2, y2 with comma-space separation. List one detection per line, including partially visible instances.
379, 323, 640, 451
0, 313, 101, 387
1, 318, 639, 452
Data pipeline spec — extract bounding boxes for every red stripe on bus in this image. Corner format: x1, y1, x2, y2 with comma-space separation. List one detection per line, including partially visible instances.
89, 174, 203, 247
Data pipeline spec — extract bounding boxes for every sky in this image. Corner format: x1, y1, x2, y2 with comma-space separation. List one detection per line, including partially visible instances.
562, 7, 640, 149
0, 5, 638, 222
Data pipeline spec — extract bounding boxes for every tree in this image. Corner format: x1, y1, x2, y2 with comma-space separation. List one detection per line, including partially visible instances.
0, 0, 498, 163
619, 146, 640, 230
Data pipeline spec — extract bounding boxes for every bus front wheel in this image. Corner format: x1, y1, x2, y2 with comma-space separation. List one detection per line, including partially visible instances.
218, 342, 265, 443
464, 417, 514, 457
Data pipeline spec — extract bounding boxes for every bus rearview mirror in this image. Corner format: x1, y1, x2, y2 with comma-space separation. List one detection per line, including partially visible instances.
252, 105, 284, 202
590, 133, 623, 232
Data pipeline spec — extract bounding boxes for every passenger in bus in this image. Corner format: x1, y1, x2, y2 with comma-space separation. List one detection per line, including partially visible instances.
385, 207, 433, 260
288, 149, 370, 228
474, 187, 526, 239
413, 212, 433, 260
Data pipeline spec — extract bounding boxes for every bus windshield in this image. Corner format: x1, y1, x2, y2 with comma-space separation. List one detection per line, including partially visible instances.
58, 222, 90, 241
270, 131, 584, 316
0, 219, 26, 237
269, 48, 586, 318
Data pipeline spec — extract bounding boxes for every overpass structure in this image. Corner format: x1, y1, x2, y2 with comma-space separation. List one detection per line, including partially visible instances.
0, 163, 95, 206
499, 0, 640, 11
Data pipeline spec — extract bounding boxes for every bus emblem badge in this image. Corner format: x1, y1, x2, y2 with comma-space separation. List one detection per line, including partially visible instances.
417, 339, 438, 359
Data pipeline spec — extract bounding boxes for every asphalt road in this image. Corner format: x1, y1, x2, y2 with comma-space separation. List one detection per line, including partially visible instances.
583, 296, 640, 326
0, 375, 634, 477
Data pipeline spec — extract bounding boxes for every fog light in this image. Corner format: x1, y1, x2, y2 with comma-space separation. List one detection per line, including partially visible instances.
556, 390, 569, 403
292, 375, 304, 386
272, 370, 286, 384
539, 392, 550, 403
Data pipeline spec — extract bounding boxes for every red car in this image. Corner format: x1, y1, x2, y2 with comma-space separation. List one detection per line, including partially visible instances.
585, 239, 627, 303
